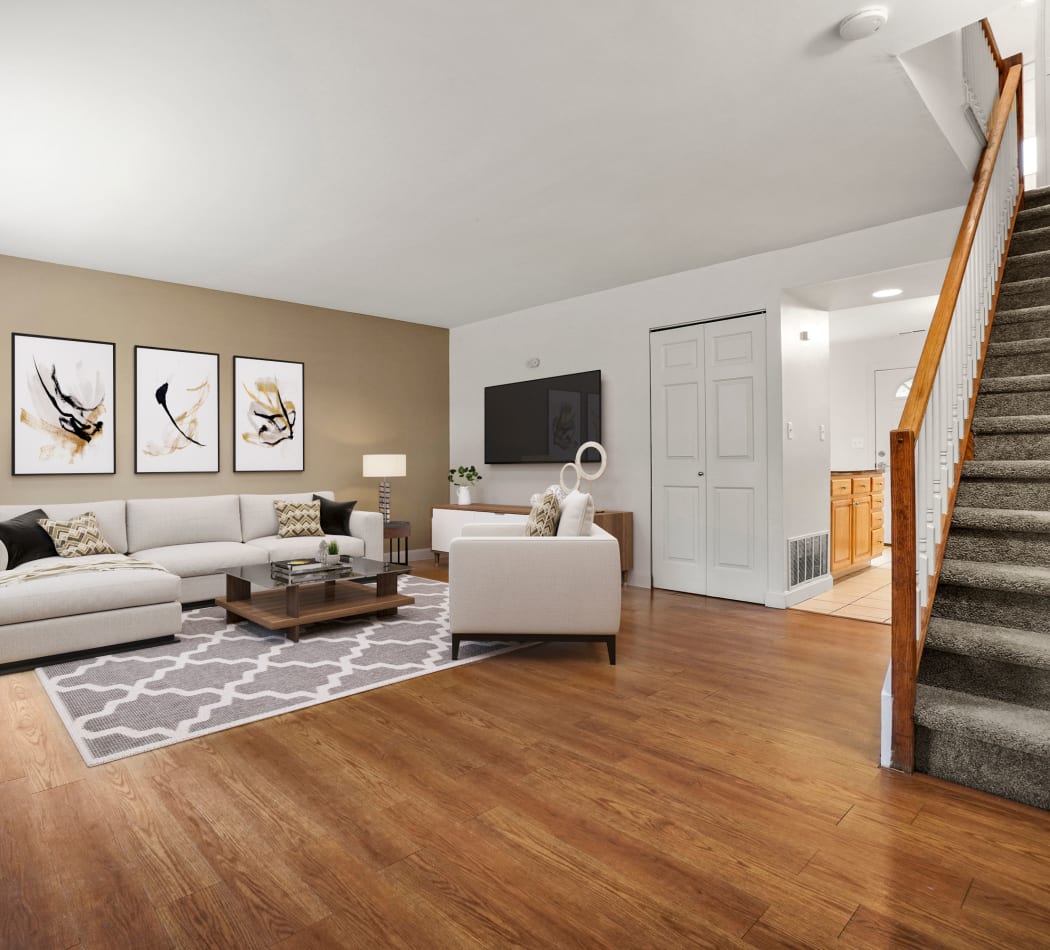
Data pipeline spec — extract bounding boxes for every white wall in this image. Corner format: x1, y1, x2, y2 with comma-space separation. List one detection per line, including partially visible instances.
900, 31, 984, 175
829, 333, 928, 470
450, 206, 961, 602
780, 295, 831, 548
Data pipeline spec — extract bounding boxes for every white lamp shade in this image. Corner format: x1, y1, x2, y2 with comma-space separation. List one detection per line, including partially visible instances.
363, 454, 407, 478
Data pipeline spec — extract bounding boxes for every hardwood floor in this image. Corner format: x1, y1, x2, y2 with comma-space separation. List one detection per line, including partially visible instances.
3, 562, 1050, 948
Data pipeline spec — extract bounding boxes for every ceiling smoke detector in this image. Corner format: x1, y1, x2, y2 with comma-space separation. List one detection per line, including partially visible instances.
839, 7, 889, 41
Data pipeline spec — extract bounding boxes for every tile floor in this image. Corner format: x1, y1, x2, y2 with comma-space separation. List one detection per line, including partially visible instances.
790, 550, 892, 624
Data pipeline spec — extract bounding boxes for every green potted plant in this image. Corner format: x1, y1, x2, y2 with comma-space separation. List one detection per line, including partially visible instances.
448, 465, 482, 505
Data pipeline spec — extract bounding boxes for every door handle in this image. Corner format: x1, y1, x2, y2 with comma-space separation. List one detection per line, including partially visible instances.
697, 471, 704, 477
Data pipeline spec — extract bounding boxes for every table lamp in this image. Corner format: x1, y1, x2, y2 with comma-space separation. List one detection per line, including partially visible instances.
363, 454, 406, 522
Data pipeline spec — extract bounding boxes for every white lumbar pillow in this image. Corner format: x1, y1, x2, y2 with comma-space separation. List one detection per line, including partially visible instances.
556, 490, 595, 537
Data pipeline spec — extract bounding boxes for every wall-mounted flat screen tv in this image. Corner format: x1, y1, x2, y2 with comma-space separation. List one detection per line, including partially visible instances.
485, 370, 601, 464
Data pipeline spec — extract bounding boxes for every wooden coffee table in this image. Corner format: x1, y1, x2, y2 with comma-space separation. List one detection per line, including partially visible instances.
216, 557, 413, 642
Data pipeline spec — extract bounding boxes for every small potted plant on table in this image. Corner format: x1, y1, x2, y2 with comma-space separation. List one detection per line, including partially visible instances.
449, 465, 482, 505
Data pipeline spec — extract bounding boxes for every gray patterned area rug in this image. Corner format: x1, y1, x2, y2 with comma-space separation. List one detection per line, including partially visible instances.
37, 577, 523, 767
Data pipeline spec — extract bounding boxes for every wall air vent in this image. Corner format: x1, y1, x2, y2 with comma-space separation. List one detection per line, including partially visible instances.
787, 532, 829, 588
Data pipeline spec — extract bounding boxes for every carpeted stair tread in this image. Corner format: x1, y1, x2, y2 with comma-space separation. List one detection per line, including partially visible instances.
1009, 225, 1050, 255
939, 558, 1050, 596
997, 277, 1050, 310
1015, 204, 1050, 231
914, 684, 1050, 759
951, 506, 1050, 533
992, 304, 1050, 325
986, 336, 1050, 356
991, 319, 1050, 343
1023, 186, 1050, 209
961, 460, 1050, 479
979, 373, 1050, 393
1002, 249, 1050, 282
926, 617, 1050, 671
970, 414, 1050, 434
974, 390, 1050, 416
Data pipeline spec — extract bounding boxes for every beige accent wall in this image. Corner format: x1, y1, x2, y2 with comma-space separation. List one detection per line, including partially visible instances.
0, 255, 449, 549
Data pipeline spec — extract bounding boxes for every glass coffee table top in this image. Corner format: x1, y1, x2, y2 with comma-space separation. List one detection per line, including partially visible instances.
231, 556, 410, 590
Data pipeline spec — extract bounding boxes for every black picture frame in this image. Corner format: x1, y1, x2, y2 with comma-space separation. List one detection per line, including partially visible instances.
134, 345, 221, 474
232, 355, 305, 473
12, 332, 116, 476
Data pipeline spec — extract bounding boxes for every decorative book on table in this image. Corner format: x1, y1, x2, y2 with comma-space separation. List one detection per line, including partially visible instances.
271, 558, 321, 573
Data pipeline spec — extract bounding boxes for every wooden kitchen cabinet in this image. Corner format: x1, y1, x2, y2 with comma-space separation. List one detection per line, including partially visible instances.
830, 496, 853, 575
830, 471, 884, 578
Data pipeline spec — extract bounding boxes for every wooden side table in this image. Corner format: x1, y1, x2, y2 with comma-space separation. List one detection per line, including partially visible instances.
384, 520, 411, 565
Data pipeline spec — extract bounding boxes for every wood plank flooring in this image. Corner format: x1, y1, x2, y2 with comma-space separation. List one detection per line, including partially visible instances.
3, 562, 1050, 948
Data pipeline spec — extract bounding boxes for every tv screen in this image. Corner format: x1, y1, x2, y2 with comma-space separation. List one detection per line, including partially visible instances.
485, 370, 601, 464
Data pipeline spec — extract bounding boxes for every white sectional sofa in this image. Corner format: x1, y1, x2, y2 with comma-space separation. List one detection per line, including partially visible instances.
0, 490, 382, 670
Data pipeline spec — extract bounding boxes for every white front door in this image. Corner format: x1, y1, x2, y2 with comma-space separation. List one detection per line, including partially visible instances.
650, 313, 767, 602
874, 366, 916, 544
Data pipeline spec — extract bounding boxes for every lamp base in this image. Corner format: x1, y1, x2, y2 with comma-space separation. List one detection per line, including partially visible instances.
379, 479, 391, 522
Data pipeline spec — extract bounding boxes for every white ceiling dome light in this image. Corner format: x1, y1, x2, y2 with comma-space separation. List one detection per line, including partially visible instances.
839, 7, 889, 41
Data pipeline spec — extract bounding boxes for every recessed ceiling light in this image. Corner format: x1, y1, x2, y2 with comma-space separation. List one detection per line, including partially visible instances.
872, 288, 903, 298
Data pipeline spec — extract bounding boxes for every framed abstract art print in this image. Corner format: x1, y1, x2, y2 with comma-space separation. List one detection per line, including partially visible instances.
233, 355, 304, 472
12, 333, 116, 475
135, 345, 220, 473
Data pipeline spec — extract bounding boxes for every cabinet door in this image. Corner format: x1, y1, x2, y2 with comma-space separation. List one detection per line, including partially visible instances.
872, 526, 885, 559
852, 495, 873, 562
831, 497, 853, 575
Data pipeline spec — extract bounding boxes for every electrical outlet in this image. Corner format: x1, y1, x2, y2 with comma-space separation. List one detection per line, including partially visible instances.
851, 437, 864, 449
786, 421, 794, 440
819, 424, 826, 442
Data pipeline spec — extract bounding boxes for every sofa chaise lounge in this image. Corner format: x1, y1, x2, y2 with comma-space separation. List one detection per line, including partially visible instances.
0, 491, 382, 671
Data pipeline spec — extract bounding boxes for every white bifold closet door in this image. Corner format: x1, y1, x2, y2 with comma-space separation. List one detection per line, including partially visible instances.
650, 313, 767, 602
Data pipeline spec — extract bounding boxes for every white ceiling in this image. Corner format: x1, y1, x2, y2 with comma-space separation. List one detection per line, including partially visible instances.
0, 1, 997, 327
829, 295, 939, 344
789, 258, 950, 312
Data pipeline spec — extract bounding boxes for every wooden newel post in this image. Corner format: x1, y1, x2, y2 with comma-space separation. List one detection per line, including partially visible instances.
890, 427, 917, 773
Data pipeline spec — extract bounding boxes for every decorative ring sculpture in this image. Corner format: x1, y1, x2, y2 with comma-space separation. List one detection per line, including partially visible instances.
574, 441, 608, 485
559, 461, 581, 493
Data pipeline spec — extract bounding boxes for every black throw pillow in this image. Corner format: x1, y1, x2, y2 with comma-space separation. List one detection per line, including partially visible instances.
0, 508, 59, 570
313, 495, 357, 536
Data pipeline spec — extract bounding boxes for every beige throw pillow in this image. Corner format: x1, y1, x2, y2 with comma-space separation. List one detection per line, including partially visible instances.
525, 491, 560, 537
37, 511, 117, 558
274, 499, 324, 538
556, 490, 595, 537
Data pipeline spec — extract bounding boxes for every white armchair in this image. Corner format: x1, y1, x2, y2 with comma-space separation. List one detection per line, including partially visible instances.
448, 522, 622, 664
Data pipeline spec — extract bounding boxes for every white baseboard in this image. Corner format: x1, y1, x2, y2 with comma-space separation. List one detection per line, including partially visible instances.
766, 574, 833, 609
880, 664, 892, 767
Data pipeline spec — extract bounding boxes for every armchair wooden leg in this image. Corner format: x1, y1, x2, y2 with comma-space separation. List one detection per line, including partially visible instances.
607, 636, 616, 665
451, 635, 461, 660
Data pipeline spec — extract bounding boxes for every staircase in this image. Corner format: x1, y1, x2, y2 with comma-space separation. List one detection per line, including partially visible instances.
915, 186, 1050, 809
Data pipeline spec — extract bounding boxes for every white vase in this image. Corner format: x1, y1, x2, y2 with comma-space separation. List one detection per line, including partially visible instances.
456, 485, 472, 505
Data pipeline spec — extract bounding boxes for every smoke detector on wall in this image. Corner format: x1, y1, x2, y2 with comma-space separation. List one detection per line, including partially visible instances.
839, 7, 889, 41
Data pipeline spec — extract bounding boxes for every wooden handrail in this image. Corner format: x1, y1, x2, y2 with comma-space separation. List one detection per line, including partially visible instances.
1001, 53, 1026, 187
889, 61, 1023, 773
897, 65, 1021, 435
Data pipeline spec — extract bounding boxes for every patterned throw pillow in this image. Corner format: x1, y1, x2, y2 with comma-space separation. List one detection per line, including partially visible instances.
274, 499, 324, 538
36, 512, 117, 558
525, 490, 561, 537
